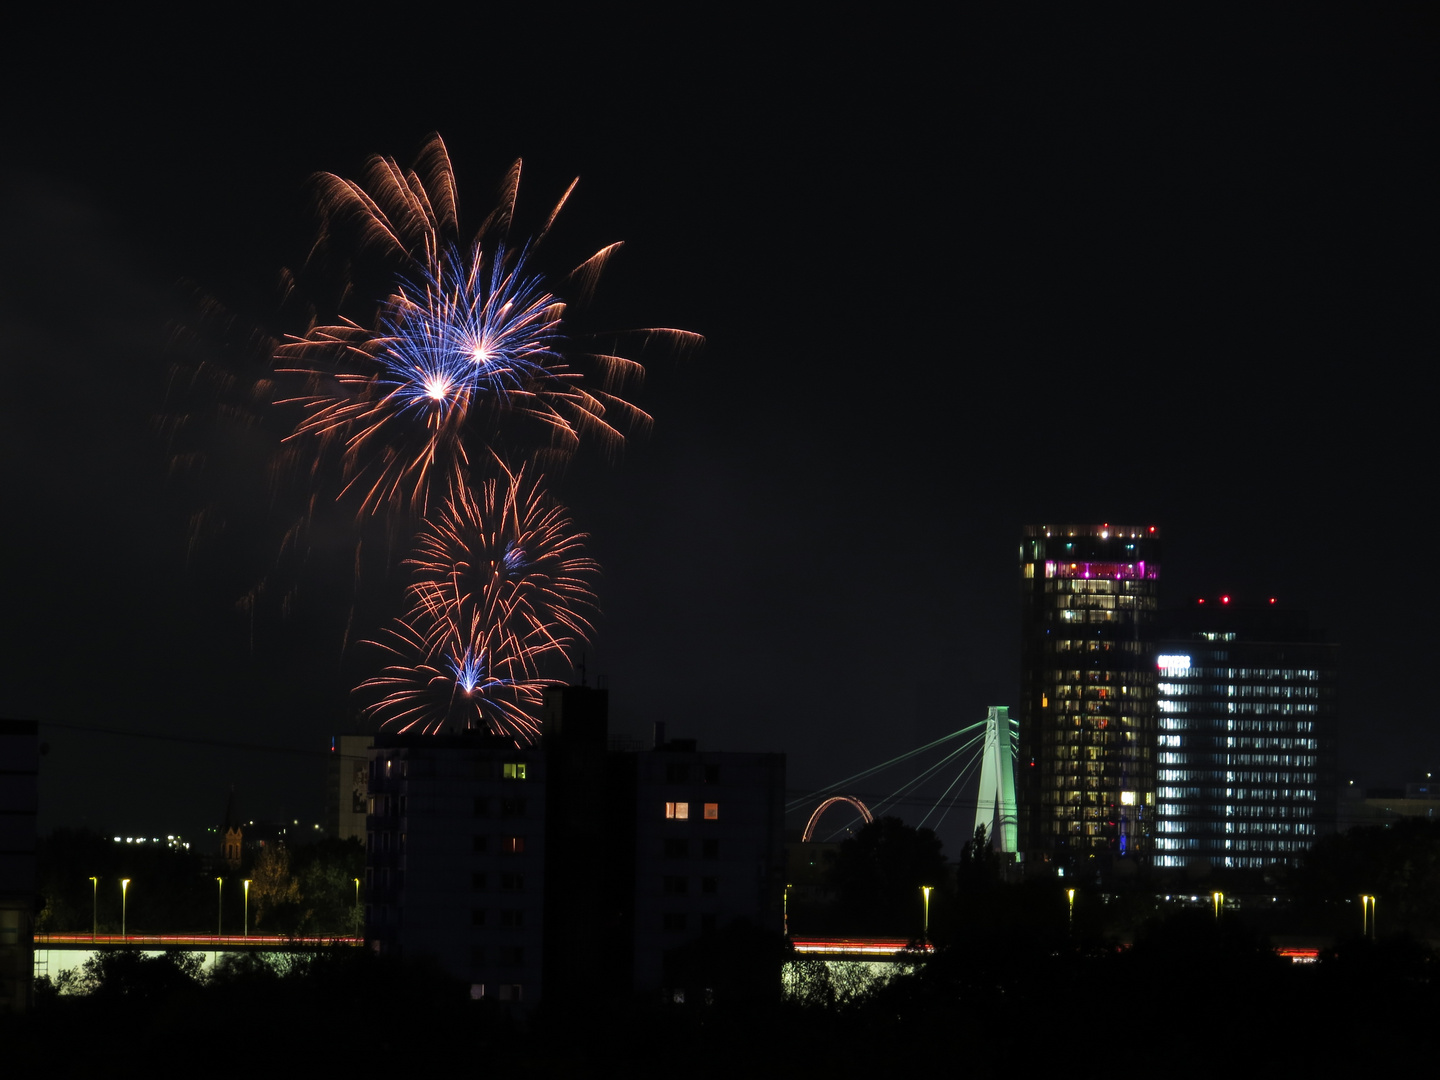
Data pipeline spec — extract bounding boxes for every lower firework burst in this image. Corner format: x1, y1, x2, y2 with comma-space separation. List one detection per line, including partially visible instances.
407, 464, 598, 663
357, 467, 595, 742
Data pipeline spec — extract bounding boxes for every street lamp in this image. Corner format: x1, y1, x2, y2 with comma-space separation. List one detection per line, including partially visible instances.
1067, 888, 1076, 931
89, 877, 98, 941
353, 878, 361, 938
1213, 891, 1224, 920
1362, 894, 1377, 940
921, 885, 933, 941
216, 877, 224, 937
243, 879, 251, 939
121, 879, 131, 939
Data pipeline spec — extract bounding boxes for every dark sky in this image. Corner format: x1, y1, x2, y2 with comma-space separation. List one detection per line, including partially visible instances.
3, 11, 1435, 854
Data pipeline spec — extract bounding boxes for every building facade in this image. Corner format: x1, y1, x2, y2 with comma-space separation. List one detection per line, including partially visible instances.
367, 731, 547, 1004
621, 740, 786, 999
325, 734, 371, 843
1018, 524, 1161, 867
364, 688, 785, 1008
1154, 600, 1338, 868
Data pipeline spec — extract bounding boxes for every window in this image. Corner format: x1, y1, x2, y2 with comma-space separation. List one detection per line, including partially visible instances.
702, 876, 718, 894
470, 946, 485, 966
472, 872, 488, 891
473, 835, 489, 853
702, 839, 719, 860
666, 764, 690, 783
501, 836, 525, 855
663, 912, 688, 932
663, 875, 688, 895
471, 908, 486, 926
503, 762, 527, 781
704, 765, 720, 784
701, 913, 717, 933
500, 947, 525, 967
664, 838, 689, 859
703, 803, 718, 820
497, 983, 523, 1002
473, 797, 490, 818
500, 909, 524, 928
665, 802, 690, 820
500, 872, 525, 892
501, 798, 526, 819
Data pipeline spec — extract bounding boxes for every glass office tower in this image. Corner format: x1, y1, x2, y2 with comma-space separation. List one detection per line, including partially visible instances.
1154, 601, 1338, 868
1019, 525, 1160, 867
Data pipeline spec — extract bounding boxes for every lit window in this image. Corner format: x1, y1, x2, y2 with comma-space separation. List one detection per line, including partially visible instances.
503, 763, 527, 781
1120, 791, 1137, 806
501, 836, 525, 855
666, 802, 690, 820
704, 803, 719, 820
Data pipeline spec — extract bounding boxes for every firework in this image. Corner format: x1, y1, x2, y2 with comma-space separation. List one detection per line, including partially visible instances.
359, 467, 595, 742
357, 609, 549, 741
275, 135, 690, 519
407, 465, 598, 665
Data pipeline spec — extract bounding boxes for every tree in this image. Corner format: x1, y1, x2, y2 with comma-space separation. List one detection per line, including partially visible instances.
250, 845, 302, 929
832, 816, 946, 937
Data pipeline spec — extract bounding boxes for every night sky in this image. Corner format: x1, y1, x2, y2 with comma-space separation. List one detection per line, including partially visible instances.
4, 11, 1435, 854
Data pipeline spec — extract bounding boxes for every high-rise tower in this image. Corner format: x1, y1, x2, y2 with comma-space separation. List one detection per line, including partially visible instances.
1018, 524, 1160, 867
1153, 599, 1338, 868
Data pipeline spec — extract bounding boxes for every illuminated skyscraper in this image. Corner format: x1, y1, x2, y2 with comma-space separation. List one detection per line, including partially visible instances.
1018, 524, 1160, 867
1153, 600, 1338, 868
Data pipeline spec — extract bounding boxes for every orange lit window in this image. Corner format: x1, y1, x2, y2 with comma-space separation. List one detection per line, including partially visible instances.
501, 836, 525, 855
703, 803, 718, 820
665, 802, 689, 820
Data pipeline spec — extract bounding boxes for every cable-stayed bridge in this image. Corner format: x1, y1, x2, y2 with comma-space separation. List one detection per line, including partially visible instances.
789, 706, 1018, 856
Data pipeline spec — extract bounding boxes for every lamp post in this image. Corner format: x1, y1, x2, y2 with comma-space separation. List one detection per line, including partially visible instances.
89, 877, 98, 941
216, 877, 224, 937
1067, 888, 1076, 931
1213, 891, 1224, 920
921, 885, 933, 941
243, 879, 251, 939
120, 879, 130, 939
353, 878, 361, 938
1362, 894, 1377, 940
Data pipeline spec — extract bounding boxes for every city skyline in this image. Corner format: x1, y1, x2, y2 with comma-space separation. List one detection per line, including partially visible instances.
3, 12, 1434, 852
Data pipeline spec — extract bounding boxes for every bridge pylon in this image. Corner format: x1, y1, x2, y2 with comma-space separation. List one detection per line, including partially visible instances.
973, 706, 1018, 857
